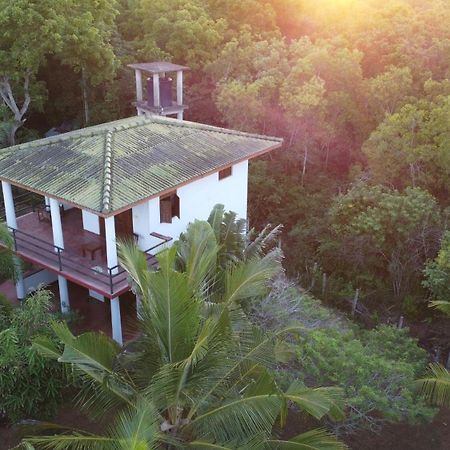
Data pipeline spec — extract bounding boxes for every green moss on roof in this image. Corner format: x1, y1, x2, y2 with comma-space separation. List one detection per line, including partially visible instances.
0, 116, 282, 215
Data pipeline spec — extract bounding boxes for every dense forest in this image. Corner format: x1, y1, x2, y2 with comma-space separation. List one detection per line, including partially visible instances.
1, 0, 450, 448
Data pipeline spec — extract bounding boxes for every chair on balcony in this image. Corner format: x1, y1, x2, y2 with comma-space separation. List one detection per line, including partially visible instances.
37, 205, 51, 223
36, 203, 67, 223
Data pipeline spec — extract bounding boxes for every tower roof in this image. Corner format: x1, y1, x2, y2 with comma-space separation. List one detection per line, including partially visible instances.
127, 62, 189, 74
0, 116, 282, 216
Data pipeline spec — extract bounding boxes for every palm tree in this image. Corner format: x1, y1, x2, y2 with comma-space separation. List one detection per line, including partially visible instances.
25, 213, 346, 449
417, 300, 450, 408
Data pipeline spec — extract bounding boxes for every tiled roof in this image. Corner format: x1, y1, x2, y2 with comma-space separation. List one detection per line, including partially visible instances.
0, 116, 282, 216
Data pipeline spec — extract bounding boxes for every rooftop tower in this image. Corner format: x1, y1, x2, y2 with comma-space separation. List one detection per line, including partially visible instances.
128, 62, 189, 120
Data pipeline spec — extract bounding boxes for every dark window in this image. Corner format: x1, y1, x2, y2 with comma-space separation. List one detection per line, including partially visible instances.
218, 166, 232, 180
160, 192, 180, 223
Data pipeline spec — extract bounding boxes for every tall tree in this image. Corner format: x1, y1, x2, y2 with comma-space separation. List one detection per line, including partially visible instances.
57, 0, 119, 126
0, 0, 64, 145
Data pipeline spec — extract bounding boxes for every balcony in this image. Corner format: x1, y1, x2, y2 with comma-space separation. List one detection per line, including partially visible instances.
4, 209, 169, 298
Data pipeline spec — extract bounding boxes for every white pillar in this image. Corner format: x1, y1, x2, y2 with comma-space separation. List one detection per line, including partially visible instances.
15, 267, 25, 300
49, 198, 64, 249
135, 69, 143, 102
153, 73, 160, 108
49, 198, 69, 311
58, 275, 70, 313
105, 216, 122, 344
2, 181, 17, 229
111, 297, 123, 345
2, 181, 25, 299
176, 70, 183, 106
177, 70, 184, 120
105, 216, 118, 271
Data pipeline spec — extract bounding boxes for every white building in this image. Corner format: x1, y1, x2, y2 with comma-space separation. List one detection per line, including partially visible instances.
0, 113, 282, 344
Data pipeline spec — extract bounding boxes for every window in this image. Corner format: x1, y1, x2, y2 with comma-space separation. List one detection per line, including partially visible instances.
218, 166, 232, 180
160, 192, 180, 223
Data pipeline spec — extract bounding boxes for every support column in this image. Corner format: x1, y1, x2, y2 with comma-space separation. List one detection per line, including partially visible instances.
49, 198, 64, 249
49, 198, 69, 311
2, 181, 17, 229
105, 216, 123, 345
1, 181, 25, 300
111, 297, 123, 345
58, 275, 69, 313
105, 216, 118, 270
153, 73, 160, 108
176, 70, 183, 120
135, 69, 143, 102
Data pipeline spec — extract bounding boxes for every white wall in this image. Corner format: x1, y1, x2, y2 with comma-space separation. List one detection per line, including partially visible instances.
132, 160, 248, 251
24, 269, 58, 294
82, 210, 100, 234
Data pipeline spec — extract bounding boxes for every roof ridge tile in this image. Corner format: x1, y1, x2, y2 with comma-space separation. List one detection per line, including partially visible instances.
102, 130, 114, 212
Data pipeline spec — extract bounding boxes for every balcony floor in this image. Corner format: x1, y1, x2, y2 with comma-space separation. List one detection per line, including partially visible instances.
14, 209, 155, 298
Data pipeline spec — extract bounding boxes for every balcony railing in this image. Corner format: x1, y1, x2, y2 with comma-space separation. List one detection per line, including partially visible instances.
7, 227, 170, 296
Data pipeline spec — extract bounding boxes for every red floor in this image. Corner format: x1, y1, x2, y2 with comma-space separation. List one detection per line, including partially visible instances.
13, 209, 156, 298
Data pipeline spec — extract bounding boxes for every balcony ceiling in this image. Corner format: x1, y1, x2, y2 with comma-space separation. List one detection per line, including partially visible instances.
0, 116, 282, 216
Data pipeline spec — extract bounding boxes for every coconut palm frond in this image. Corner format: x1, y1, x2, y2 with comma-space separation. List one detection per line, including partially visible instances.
188, 442, 235, 449
0, 221, 13, 248
245, 223, 283, 260
418, 363, 450, 407
176, 220, 219, 294
285, 382, 345, 421
223, 253, 283, 306
23, 433, 115, 450
429, 300, 450, 316
43, 321, 136, 415
21, 401, 164, 449
118, 239, 153, 301
188, 394, 282, 444
207, 204, 246, 267
207, 204, 226, 240
108, 399, 168, 449
145, 247, 202, 364
268, 428, 348, 449
188, 326, 302, 421
32, 334, 63, 359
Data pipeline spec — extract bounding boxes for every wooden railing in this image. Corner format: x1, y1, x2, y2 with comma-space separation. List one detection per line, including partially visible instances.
7, 227, 170, 295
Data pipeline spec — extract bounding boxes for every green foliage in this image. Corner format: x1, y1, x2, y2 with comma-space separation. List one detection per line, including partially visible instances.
423, 231, 450, 308
320, 184, 443, 301
363, 93, 450, 202
0, 290, 65, 423
296, 325, 435, 432
130, 0, 227, 70
250, 283, 435, 432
